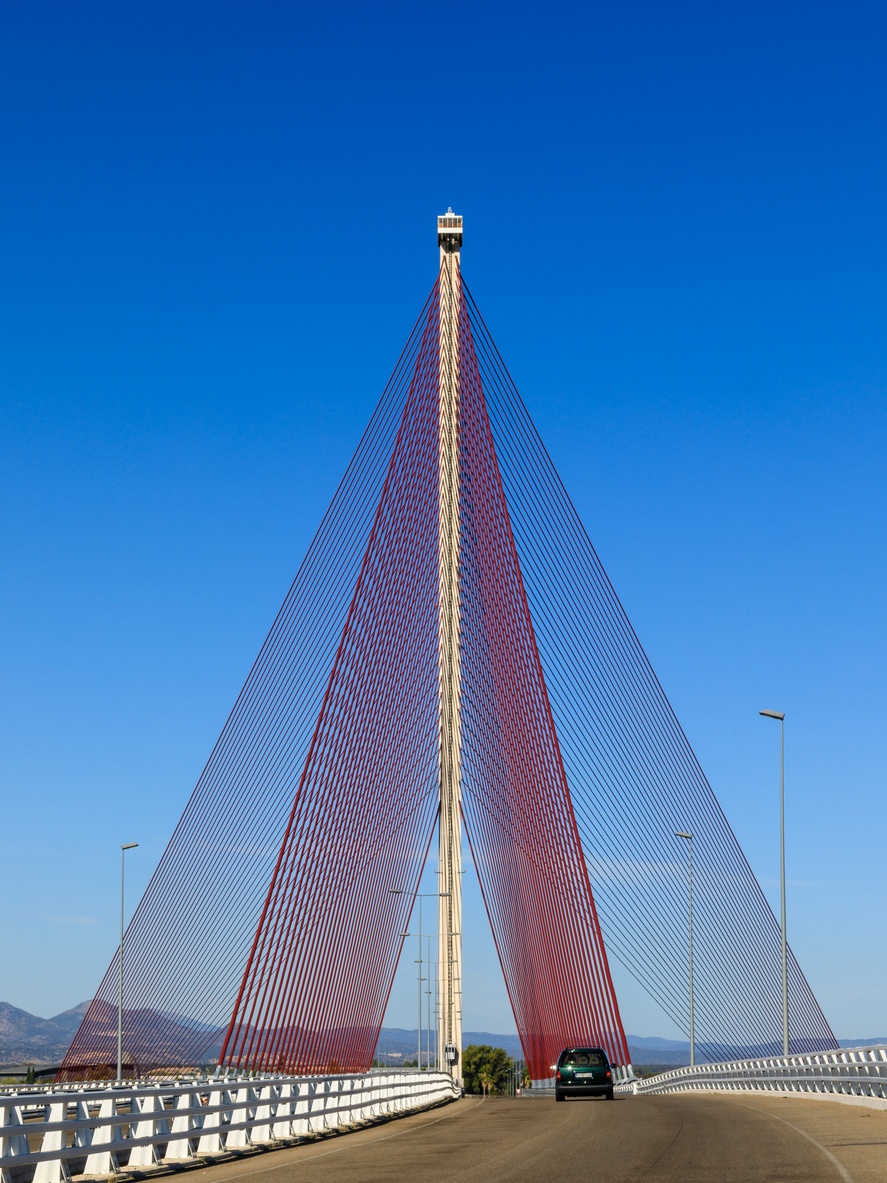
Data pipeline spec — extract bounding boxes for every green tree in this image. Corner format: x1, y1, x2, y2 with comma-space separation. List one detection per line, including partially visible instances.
462, 1045, 513, 1095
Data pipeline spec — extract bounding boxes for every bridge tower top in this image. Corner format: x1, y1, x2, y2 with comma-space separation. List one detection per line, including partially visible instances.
437, 205, 463, 1086
438, 208, 463, 259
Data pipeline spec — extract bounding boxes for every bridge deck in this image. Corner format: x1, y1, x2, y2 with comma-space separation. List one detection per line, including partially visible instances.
171, 1092, 886, 1183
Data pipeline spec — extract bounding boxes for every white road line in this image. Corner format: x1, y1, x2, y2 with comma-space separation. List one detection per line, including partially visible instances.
739, 1103, 857, 1183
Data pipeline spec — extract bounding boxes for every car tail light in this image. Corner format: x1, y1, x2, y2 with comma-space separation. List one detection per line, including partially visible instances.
556, 1069, 562, 1080
606, 1070, 611, 1079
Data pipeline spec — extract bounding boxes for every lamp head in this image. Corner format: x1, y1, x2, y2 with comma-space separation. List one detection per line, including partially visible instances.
675, 831, 692, 841
121, 842, 139, 851
759, 710, 785, 721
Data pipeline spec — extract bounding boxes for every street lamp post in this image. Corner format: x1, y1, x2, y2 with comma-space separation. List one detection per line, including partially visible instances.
425, 935, 436, 1071
675, 831, 695, 1067
389, 889, 450, 1069
117, 842, 138, 1081
414, 956, 426, 1069
760, 708, 789, 1057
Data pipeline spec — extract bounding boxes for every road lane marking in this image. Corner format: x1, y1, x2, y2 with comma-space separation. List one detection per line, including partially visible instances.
737, 1103, 857, 1183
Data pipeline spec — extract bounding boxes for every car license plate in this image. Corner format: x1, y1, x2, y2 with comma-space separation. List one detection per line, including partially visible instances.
576, 1071, 593, 1078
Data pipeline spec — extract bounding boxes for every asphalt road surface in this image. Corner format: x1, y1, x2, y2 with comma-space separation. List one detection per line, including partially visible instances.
179, 1092, 887, 1183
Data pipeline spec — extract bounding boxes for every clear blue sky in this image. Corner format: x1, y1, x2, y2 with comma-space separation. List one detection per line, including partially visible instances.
2, 1, 884, 1041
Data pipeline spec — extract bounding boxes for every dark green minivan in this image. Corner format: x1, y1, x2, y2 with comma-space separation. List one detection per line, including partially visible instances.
554, 1047, 614, 1101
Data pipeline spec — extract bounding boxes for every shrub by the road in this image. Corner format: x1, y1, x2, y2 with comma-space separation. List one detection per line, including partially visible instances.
462, 1044, 513, 1095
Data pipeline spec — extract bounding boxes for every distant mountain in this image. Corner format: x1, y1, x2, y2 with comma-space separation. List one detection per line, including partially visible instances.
3, 1003, 882, 1069
627, 1038, 689, 1066
628, 1035, 690, 1051
0, 1001, 90, 1064
374, 1028, 528, 1063
623, 1035, 887, 1067
378, 1028, 690, 1066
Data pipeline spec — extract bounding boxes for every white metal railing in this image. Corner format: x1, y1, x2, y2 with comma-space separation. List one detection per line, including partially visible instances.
620, 1045, 887, 1103
0, 1071, 459, 1183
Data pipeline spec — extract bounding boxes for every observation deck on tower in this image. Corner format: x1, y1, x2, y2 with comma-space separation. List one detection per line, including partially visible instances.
438, 209, 463, 253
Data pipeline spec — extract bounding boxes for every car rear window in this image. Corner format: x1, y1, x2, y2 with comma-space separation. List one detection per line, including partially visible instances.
562, 1051, 605, 1066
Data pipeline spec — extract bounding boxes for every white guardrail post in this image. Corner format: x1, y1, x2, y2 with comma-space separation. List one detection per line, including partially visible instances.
0, 1071, 460, 1183
619, 1045, 887, 1104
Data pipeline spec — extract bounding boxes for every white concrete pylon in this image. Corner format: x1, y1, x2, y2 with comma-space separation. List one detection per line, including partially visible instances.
290, 1081, 310, 1138
163, 1090, 199, 1160
270, 1082, 295, 1140
196, 1086, 228, 1153
436, 208, 464, 1088
0, 1102, 30, 1163
83, 1096, 122, 1176
32, 1102, 71, 1183
250, 1083, 276, 1144
223, 1085, 254, 1148
127, 1092, 167, 1167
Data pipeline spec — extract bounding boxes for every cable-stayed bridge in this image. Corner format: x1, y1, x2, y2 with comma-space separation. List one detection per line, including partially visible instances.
58, 212, 837, 1088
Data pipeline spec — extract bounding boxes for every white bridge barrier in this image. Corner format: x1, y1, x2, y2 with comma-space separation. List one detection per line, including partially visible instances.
620, 1045, 887, 1104
0, 1071, 459, 1183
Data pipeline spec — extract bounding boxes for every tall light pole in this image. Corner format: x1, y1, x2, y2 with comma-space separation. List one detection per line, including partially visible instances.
118, 842, 138, 1081
675, 831, 695, 1067
414, 956, 426, 1069
425, 935, 434, 1071
760, 708, 789, 1057
389, 888, 449, 1069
